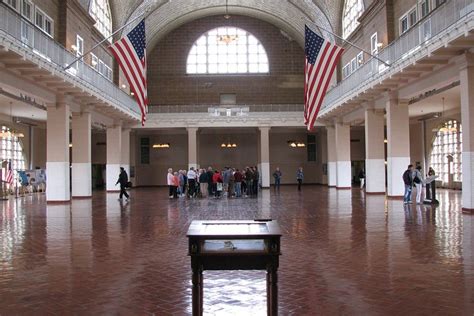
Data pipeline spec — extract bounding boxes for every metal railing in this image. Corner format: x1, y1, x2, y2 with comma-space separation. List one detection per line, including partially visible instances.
148, 104, 304, 113
321, 0, 474, 112
0, 3, 141, 116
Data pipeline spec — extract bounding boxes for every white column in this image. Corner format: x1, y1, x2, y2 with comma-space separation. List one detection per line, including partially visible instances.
326, 125, 337, 187
121, 128, 131, 177
459, 54, 474, 212
365, 109, 386, 193
386, 97, 410, 197
335, 122, 351, 188
187, 127, 199, 170
71, 111, 91, 198
46, 102, 70, 202
106, 125, 122, 191
259, 127, 270, 188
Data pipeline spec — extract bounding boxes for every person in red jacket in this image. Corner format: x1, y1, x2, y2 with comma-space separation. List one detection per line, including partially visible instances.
212, 170, 223, 198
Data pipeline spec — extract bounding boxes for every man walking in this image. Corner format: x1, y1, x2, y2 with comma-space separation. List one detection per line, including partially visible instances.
116, 167, 129, 201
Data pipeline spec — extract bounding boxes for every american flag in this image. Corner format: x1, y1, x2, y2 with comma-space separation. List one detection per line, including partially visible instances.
5, 160, 13, 185
109, 20, 148, 125
304, 25, 344, 130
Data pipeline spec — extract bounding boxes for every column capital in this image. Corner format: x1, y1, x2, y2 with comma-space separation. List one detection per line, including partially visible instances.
186, 127, 199, 133
455, 52, 474, 70
258, 126, 271, 132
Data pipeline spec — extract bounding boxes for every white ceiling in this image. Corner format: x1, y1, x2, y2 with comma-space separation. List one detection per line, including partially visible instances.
408, 85, 460, 119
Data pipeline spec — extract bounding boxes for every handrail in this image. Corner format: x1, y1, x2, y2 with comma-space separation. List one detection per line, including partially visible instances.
321, 0, 474, 112
0, 3, 141, 117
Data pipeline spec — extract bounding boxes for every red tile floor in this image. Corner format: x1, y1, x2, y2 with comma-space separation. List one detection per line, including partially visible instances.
0, 186, 473, 315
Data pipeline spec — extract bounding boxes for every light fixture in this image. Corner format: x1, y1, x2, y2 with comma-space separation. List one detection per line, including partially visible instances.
69, 143, 73, 148
71, 44, 77, 51
130, 92, 135, 96
288, 140, 305, 148
220, 141, 237, 148
377, 42, 383, 48
217, 0, 239, 44
153, 143, 170, 149
384, 139, 388, 143
0, 127, 25, 138
121, 84, 127, 89
91, 59, 97, 66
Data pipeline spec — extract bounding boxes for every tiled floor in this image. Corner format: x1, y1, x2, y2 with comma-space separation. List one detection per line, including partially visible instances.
0, 186, 473, 315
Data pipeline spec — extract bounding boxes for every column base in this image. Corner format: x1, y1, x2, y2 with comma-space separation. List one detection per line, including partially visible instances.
366, 192, 386, 195
387, 195, 404, 200
72, 196, 92, 199
365, 159, 386, 194
462, 152, 474, 211
260, 162, 270, 188
46, 161, 70, 202
328, 161, 336, 187
47, 200, 71, 204
336, 161, 351, 188
106, 164, 121, 191
72, 163, 92, 198
462, 208, 474, 214
387, 157, 410, 197
336, 187, 351, 190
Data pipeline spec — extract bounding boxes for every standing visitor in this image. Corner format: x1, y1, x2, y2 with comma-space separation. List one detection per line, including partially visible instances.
116, 167, 129, 201
245, 167, 253, 197
234, 168, 243, 197
213, 170, 223, 198
187, 167, 197, 198
222, 167, 231, 195
296, 167, 304, 191
228, 169, 235, 198
199, 169, 208, 198
206, 167, 214, 197
167, 168, 174, 199
403, 164, 414, 204
413, 166, 424, 204
273, 167, 282, 191
359, 169, 365, 189
253, 166, 259, 196
172, 172, 180, 198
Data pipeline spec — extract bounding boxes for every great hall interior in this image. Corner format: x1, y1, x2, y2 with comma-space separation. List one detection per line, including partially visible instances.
0, 0, 473, 314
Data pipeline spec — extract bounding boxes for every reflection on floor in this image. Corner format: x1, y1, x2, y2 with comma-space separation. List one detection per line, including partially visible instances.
0, 186, 472, 315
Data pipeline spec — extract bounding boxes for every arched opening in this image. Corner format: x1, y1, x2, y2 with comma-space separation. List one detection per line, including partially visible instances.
186, 26, 269, 74
89, 0, 113, 41
429, 119, 462, 188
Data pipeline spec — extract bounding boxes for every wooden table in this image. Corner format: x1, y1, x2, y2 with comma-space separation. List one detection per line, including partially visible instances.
186, 220, 282, 316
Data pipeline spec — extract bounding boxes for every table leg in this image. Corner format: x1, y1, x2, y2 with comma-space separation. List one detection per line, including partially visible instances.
192, 267, 203, 316
266, 268, 278, 316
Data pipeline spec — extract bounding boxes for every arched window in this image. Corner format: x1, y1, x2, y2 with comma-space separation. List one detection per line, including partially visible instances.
429, 120, 462, 184
342, 0, 364, 39
90, 0, 112, 41
0, 126, 26, 183
186, 27, 269, 74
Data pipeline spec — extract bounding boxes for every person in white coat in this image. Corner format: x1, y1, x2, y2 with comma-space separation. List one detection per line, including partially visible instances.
412, 166, 424, 204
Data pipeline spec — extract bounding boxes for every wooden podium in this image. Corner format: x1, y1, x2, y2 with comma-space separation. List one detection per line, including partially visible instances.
187, 220, 282, 316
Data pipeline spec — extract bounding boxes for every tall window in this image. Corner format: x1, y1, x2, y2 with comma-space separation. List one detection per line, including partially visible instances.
429, 120, 462, 184
186, 27, 269, 74
342, 0, 364, 39
89, 0, 112, 41
0, 126, 26, 172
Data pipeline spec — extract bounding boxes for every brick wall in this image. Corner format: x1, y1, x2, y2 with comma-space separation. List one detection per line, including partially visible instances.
147, 15, 304, 105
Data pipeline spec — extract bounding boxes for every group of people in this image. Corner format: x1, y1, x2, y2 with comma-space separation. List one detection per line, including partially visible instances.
167, 166, 261, 199
166, 166, 305, 199
402, 164, 436, 204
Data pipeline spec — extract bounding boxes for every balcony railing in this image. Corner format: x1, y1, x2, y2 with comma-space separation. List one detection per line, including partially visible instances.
148, 104, 304, 114
0, 3, 141, 117
322, 0, 474, 112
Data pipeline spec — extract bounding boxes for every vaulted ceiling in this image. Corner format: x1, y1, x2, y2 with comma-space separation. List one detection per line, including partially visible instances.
108, 0, 344, 50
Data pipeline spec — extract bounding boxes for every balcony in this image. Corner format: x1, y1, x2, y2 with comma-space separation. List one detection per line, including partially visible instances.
146, 104, 307, 128
0, 3, 141, 121
320, 0, 474, 118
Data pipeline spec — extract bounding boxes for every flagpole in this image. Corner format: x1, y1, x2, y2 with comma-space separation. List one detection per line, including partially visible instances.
63, 0, 167, 71
306, 22, 391, 68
